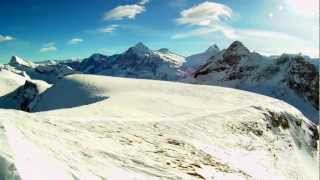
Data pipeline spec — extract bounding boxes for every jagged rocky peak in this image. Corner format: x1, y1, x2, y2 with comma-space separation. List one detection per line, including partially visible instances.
9, 56, 35, 67
126, 42, 151, 55
206, 44, 220, 53
224, 41, 250, 57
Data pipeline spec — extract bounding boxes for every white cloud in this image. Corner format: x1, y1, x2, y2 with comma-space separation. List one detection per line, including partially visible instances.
174, 1, 235, 40
40, 46, 57, 52
139, 0, 149, 5
68, 38, 83, 45
177, 1, 232, 26
99, 24, 119, 33
0, 35, 14, 42
104, 4, 145, 20
173, 1, 318, 57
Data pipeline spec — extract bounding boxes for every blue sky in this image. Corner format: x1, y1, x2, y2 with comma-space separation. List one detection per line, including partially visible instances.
0, 0, 318, 63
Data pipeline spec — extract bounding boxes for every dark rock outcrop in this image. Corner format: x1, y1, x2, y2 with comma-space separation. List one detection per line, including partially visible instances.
287, 56, 319, 110
15, 80, 41, 112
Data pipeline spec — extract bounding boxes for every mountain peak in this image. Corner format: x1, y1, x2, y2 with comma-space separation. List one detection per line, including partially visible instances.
133, 42, 149, 51
127, 42, 151, 56
206, 44, 220, 53
225, 41, 250, 56
9, 56, 35, 67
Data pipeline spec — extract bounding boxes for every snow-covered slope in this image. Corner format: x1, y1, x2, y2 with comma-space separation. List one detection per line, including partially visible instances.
154, 48, 186, 66
0, 69, 26, 96
0, 74, 318, 180
187, 41, 319, 124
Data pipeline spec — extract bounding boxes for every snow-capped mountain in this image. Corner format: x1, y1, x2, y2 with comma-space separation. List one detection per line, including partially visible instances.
1, 42, 318, 124
183, 44, 220, 71
187, 41, 319, 123
74, 42, 186, 80
9, 56, 37, 69
0, 42, 319, 180
1, 56, 77, 83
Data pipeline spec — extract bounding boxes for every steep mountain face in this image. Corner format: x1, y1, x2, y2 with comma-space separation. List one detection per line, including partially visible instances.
286, 57, 319, 110
76, 43, 186, 81
78, 53, 109, 73
183, 44, 220, 71
188, 41, 319, 123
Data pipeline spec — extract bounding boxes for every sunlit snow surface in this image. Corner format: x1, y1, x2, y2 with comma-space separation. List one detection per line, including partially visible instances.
0, 74, 318, 180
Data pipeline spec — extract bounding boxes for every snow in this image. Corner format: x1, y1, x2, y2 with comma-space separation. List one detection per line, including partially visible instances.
0, 74, 318, 180
3, 123, 73, 180
154, 49, 186, 66
9, 56, 36, 68
0, 69, 26, 96
183, 44, 219, 70
187, 42, 319, 124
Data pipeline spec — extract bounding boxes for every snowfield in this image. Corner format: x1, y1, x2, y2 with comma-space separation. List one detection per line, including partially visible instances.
0, 74, 319, 180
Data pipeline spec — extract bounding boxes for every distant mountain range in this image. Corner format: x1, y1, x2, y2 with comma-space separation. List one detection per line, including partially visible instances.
0, 41, 319, 123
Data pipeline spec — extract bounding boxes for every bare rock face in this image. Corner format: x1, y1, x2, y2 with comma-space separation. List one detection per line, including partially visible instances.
287, 56, 319, 110
222, 41, 250, 66
193, 41, 255, 79
16, 80, 40, 112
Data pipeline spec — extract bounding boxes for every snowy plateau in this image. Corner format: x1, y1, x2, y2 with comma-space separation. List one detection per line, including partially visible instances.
0, 41, 319, 180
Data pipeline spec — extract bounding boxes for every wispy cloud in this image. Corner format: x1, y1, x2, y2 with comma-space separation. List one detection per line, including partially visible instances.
40, 46, 57, 52
173, 1, 318, 57
172, 25, 237, 39
139, 0, 149, 5
68, 38, 84, 45
174, 1, 235, 39
177, 1, 232, 26
99, 24, 119, 33
0, 35, 14, 42
40, 42, 57, 52
104, 5, 145, 20
104, 0, 149, 20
